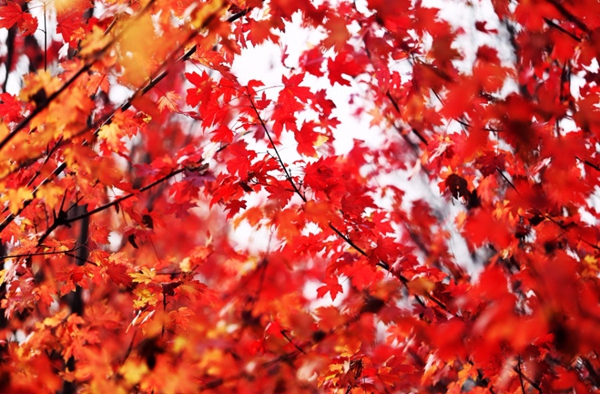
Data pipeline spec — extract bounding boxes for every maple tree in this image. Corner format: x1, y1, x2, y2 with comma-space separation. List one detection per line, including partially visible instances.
0, 0, 600, 392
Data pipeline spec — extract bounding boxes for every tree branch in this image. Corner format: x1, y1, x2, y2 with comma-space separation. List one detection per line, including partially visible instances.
546, 0, 590, 35
247, 91, 306, 202
543, 17, 582, 42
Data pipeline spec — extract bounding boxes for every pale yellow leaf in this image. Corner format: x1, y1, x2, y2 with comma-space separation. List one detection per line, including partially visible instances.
157, 91, 181, 113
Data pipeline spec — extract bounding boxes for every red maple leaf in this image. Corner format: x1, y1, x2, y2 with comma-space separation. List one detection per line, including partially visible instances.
226, 142, 257, 177
0, 3, 24, 30
327, 48, 364, 86
294, 121, 321, 157
317, 276, 344, 301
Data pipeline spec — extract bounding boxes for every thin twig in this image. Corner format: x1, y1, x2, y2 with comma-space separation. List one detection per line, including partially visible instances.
280, 330, 307, 354
546, 0, 590, 34
0, 246, 83, 260
512, 365, 542, 393
69, 166, 198, 223
247, 91, 306, 202
517, 356, 526, 394
543, 17, 581, 42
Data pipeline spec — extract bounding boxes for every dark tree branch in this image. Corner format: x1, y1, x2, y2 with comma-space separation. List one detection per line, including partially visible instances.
280, 330, 307, 355
1, 26, 16, 93
543, 17, 582, 42
512, 364, 542, 393
546, 0, 590, 34
517, 356, 527, 394
61, 205, 89, 394
65, 166, 200, 227
0, 246, 83, 261
247, 91, 307, 202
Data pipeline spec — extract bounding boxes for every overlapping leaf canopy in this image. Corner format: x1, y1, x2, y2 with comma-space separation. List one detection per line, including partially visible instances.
0, 0, 599, 392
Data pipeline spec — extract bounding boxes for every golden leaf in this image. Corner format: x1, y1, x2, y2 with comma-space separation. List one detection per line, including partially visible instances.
4, 187, 34, 215
130, 267, 156, 284
116, 13, 157, 87
157, 91, 181, 113
119, 358, 149, 385
192, 0, 226, 29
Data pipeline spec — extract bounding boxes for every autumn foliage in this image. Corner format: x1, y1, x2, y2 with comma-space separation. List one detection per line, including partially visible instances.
0, 0, 599, 392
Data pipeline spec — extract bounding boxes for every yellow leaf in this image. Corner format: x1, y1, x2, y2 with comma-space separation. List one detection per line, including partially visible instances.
192, 0, 226, 29
37, 183, 63, 210
117, 13, 157, 87
119, 358, 149, 385
407, 277, 435, 295
54, 0, 86, 14
0, 122, 8, 141
133, 287, 159, 309
315, 134, 329, 148
179, 257, 192, 273
43, 309, 70, 328
98, 123, 123, 152
5, 187, 34, 215
173, 335, 188, 353
198, 348, 225, 375
79, 26, 112, 58
19, 70, 62, 102
157, 91, 181, 112
130, 267, 156, 284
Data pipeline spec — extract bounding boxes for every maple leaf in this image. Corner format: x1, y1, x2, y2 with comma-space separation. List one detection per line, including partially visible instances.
317, 276, 344, 301
57, 266, 87, 295
19, 13, 37, 36
226, 142, 257, 177
234, 206, 263, 228
116, 12, 160, 87
185, 71, 212, 108
327, 48, 364, 86
243, 18, 279, 45
303, 200, 337, 228
322, 15, 350, 51
279, 73, 312, 107
157, 91, 181, 113
0, 10, 36, 42
133, 287, 160, 309
294, 121, 323, 157
120, 358, 149, 386
0, 3, 28, 31
97, 123, 124, 152
106, 263, 133, 287
224, 199, 247, 219
5, 187, 33, 215
300, 47, 325, 77
57, 12, 88, 48
211, 124, 233, 143
0, 93, 22, 123
130, 268, 156, 285
303, 156, 339, 195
